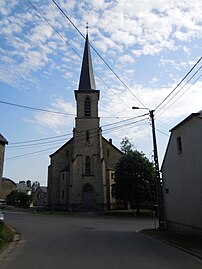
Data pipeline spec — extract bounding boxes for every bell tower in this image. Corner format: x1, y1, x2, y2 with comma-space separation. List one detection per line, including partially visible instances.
72, 33, 104, 210
74, 33, 100, 155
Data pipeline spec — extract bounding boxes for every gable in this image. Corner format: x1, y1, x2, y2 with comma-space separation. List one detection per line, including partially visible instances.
102, 137, 123, 170
50, 137, 73, 158
102, 137, 123, 155
161, 112, 202, 171
0, 134, 8, 145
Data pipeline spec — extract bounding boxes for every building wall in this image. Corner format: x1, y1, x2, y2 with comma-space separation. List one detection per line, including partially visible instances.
0, 143, 5, 180
102, 138, 123, 169
48, 136, 122, 211
32, 187, 47, 207
162, 116, 202, 231
48, 140, 73, 209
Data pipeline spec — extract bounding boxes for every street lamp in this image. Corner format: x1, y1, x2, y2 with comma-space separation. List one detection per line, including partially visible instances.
132, 106, 164, 230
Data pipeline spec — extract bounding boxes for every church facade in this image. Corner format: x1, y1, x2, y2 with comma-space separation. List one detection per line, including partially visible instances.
48, 34, 122, 211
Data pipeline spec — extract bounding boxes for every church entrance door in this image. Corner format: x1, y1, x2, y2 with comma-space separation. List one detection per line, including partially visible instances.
83, 183, 94, 210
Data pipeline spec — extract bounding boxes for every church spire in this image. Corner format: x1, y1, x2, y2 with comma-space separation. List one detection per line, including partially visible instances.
78, 33, 96, 91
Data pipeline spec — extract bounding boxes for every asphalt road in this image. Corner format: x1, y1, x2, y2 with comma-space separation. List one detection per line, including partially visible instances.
0, 211, 201, 269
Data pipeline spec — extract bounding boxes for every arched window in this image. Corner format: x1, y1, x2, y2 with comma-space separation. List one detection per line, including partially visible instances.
84, 97, 91, 116
86, 130, 90, 142
85, 156, 91, 175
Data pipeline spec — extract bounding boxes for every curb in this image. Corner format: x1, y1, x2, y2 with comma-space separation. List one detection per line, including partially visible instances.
140, 230, 202, 260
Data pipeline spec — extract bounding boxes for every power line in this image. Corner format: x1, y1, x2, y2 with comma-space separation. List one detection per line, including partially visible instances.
8, 113, 148, 149
156, 73, 202, 118
7, 137, 70, 149
155, 56, 202, 112
156, 129, 169, 137
6, 118, 149, 160
6, 145, 59, 160
27, 0, 132, 108
50, 0, 145, 108
1, 97, 135, 124
0, 100, 75, 116
9, 133, 71, 145
155, 65, 202, 116
103, 118, 148, 133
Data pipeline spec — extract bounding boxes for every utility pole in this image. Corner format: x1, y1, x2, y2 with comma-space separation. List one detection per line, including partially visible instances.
132, 107, 165, 229
149, 110, 164, 230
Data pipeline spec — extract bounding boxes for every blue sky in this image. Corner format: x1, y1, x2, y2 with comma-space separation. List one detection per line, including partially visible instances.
1, 0, 202, 186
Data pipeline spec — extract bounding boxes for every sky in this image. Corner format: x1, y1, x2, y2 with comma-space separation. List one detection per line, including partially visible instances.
0, 0, 202, 186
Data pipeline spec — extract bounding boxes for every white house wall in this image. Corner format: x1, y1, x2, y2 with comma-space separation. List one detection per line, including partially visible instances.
162, 116, 202, 231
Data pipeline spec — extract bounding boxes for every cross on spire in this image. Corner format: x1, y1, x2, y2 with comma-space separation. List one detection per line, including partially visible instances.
85, 22, 89, 34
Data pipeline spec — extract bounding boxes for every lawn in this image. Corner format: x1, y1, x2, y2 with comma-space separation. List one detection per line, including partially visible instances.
0, 223, 15, 250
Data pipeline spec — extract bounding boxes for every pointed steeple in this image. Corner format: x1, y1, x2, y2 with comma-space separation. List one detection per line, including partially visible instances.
78, 34, 96, 91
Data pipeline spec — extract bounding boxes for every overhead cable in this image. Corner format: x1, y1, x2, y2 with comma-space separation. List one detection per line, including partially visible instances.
155, 65, 202, 116
51, 0, 146, 108
0, 100, 75, 116
27, 0, 133, 108
155, 56, 202, 111
156, 73, 202, 119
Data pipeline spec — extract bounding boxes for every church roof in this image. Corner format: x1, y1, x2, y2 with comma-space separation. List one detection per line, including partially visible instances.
78, 34, 96, 91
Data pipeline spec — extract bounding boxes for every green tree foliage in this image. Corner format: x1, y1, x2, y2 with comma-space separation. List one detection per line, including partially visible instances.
31, 181, 40, 192
26, 180, 32, 188
120, 137, 133, 153
7, 190, 31, 207
112, 147, 156, 214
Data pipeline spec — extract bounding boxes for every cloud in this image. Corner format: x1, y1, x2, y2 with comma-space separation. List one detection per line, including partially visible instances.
1, 0, 202, 92
33, 99, 75, 132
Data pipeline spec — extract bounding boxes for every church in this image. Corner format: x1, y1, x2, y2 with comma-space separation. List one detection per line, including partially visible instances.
47, 34, 122, 211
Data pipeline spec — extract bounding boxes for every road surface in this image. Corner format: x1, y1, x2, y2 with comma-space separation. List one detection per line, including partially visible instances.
0, 210, 201, 269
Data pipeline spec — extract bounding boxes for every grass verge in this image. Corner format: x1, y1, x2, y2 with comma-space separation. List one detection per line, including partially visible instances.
142, 229, 202, 258
0, 223, 15, 250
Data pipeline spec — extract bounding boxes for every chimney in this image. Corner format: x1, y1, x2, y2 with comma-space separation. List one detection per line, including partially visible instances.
109, 138, 112, 144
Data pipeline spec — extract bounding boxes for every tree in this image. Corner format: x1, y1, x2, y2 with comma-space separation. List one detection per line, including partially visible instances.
7, 190, 31, 207
26, 180, 32, 188
112, 144, 156, 215
120, 137, 133, 153
31, 181, 40, 192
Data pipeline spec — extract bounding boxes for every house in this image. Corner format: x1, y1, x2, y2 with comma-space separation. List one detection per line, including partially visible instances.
48, 34, 122, 211
16, 181, 32, 195
0, 134, 8, 184
162, 111, 202, 233
0, 177, 16, 199
32, 186, 47, 207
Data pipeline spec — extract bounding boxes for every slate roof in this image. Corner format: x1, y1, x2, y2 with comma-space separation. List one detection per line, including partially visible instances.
78, 34, 96, 91
39, 186, 47, 193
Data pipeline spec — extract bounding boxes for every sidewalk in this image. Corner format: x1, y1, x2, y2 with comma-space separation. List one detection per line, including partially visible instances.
141, 229, 202, 259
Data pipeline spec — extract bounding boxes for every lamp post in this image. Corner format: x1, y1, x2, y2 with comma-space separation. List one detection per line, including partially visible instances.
132, 106, 164, 230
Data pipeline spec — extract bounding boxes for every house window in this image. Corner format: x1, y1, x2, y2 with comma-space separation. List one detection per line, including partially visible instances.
85, 156, 91, 175
86, 130, 90, 142
62, 190, 65, 199
177, 136, 183, 153
84, 97, 91, 116
107, 149, 109, 156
